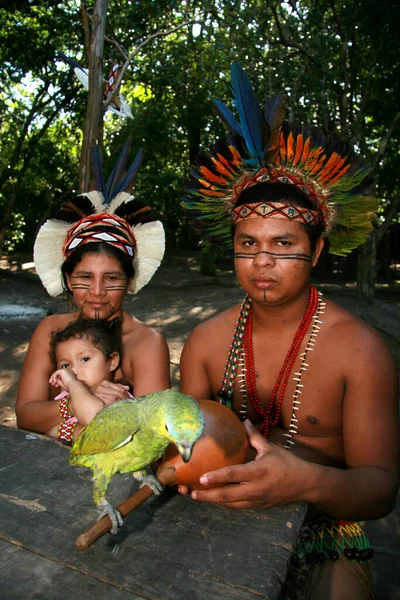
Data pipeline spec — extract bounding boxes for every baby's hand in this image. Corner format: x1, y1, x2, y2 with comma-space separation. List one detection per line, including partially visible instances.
49, 368, 77, 392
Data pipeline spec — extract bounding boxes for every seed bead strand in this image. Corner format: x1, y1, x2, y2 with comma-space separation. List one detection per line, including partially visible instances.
283, 291, 325, 449
243, 286, 319, 438
217, 295, 251, 409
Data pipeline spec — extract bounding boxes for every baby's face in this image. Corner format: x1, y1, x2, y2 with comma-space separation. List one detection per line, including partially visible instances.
55, 337, 113, 390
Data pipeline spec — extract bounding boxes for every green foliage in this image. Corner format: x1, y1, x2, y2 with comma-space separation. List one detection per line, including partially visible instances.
0, 0, 399, 268
199, 240, 222, 276
2, 213, 25, 254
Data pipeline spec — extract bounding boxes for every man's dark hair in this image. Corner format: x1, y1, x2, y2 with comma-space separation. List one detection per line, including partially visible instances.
233, 181, 324, 252
49, 318, 123, 368
61, 242, 134, 296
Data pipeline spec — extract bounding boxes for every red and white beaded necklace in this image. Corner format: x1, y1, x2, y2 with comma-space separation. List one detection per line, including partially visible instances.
217, 287, 326, 450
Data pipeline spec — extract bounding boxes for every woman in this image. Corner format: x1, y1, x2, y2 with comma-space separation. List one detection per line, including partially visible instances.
16, 143, 170, 440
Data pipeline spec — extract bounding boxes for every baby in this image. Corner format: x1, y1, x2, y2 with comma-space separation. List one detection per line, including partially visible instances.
47, 318, 129, 445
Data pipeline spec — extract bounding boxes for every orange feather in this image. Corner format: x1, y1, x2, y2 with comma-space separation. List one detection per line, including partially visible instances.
212, 156, 234, 177
198, 188, 226, 197
293, 134, 304, 166
324, 163, 351, 185
200, 166, 228, 185
286, 132, 295, 163
300, 137, 311, 165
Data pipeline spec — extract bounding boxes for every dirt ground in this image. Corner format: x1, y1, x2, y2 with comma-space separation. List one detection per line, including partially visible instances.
0, 250, 399, 598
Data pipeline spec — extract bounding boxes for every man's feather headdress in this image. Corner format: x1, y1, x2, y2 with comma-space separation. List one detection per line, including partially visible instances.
34, 140, 165, 296
182, 62, 377, 256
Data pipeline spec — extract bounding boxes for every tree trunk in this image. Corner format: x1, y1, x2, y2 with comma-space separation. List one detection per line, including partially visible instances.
356, 230, 377, 305
79, 0, 109, 192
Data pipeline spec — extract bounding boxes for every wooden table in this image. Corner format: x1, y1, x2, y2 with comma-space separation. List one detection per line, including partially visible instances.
0, 425, 307, 599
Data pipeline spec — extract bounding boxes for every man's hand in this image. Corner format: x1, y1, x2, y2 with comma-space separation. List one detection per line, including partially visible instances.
91, 380, 131, 405
49, 368, 76, 392
181, 420, 313, 509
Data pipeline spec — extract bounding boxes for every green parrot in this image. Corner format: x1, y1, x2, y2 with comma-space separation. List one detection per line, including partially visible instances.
70, 389, 204, 533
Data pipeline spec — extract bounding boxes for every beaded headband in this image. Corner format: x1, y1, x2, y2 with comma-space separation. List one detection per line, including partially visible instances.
231, 201, 320, 226
182, 63, 377, 256
34, 142, 165, 297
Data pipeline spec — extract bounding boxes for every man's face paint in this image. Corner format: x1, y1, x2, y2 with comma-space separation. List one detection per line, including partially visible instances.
233, 250, 312, 262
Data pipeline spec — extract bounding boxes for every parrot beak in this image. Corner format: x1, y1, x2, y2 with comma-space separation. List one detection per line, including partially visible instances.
176, 443, 193, 463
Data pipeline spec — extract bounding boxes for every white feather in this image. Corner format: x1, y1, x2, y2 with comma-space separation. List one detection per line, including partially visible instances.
107, 192, 134, 214
73, 66, 89, 90
33, 220, 70, 297
79, 191, 106, 213
130, 221, 165, 294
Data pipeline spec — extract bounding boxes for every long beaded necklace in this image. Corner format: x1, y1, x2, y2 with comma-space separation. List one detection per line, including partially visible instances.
244, 286, 319, 438
217, 286, 325, 450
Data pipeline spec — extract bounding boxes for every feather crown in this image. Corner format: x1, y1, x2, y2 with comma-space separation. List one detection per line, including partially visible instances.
182, 62, 377, 256
34, 139, 165, 297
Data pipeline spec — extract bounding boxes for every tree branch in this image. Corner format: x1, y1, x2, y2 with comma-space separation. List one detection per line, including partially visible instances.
103, 34, 128, 60
377, 194, 400, 242
370, 111, 400, 174
103, 19, 194, 110
269, 2, 340, 93
80, 0, 91, 64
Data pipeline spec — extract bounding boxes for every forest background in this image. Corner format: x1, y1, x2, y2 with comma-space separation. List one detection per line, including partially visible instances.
0, 0, 399, 303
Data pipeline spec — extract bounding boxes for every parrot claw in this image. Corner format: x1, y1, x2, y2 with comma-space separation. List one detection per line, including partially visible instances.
97, 499, 123, 534
135, 473, 164, 495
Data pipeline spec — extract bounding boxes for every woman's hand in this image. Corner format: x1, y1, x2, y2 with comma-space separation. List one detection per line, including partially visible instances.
91, 380, 131, 405
178, 420, 313, 509
49, 368, 76, 392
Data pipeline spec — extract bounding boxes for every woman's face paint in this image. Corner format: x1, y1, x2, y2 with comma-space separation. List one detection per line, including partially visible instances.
67, 253, 130, 320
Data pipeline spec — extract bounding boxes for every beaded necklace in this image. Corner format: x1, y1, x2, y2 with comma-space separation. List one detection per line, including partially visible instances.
217, 287, 325, 450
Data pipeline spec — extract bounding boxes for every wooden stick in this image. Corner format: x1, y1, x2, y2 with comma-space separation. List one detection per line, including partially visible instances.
75, 463, 177, 550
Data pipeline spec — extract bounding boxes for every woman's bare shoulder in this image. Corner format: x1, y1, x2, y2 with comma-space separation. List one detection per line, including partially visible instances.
122, 311, 167, 348
31, 312, 77, 339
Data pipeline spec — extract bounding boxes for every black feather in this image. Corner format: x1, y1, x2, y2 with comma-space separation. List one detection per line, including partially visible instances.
263, 92, 286, 163
57, 51, 84, 73
54, 196, 97, 223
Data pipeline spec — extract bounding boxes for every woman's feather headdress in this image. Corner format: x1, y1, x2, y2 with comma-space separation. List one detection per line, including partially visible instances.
182, 62, 377, 256
34, 139, 165, 296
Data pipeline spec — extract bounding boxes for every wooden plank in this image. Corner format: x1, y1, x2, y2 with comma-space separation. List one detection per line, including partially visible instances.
0, 425, 306, 599
0, 539, 141, 599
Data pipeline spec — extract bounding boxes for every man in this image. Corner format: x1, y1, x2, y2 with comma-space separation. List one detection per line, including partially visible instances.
179, 63, 399, 599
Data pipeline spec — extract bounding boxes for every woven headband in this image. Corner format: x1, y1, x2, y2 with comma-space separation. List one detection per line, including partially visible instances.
63, 213, 137, 258
231, 202, 320, 225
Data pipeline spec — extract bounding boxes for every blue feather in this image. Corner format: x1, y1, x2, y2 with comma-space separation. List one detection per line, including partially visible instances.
230, 62, 265, 165
90, 146, 108, 201
112, 148, 144, 197
106, 138, 131, 199
213, 99, 244, 137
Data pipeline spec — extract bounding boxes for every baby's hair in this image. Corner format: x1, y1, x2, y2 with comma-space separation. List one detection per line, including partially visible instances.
49, 318, 123, 369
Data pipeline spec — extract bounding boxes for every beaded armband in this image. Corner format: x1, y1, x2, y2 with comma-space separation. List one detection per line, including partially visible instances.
57, 421, 77, 446
58, 395, 73, 420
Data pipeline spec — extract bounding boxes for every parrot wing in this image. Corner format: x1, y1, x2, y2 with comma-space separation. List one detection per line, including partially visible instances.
71, 400, 140, 458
